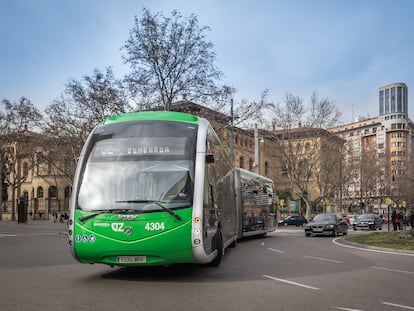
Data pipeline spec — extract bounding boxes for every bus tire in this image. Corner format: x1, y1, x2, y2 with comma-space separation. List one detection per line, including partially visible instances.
208, 230, 223, 267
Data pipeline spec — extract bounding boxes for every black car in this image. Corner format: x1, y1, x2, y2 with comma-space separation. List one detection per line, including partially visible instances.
305, 213, 348, 237
353, 213, 383, 231
278, 215, 308, 227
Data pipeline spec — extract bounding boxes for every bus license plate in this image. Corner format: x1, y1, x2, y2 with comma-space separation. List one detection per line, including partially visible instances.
116, 256, 146, 263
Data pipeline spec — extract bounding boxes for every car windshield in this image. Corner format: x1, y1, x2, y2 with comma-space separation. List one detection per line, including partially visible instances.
358, 214, 375, 220
312, 214, 336, 222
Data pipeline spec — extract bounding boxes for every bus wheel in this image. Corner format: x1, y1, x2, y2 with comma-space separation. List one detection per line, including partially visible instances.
208, 230, 223, 267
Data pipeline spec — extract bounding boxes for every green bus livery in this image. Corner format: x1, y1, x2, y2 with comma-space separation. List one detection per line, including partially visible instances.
68, 111, 276, 267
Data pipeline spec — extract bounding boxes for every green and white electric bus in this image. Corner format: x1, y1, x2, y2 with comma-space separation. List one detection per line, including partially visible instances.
68, 111, 275, 267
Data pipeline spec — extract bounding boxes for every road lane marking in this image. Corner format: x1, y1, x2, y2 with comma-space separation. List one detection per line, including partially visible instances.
372, 266, 414, 275
304, 255, 343, 263
382, 302, 414, 310
0, 232, 61, 237
332, 307, 365, 311
332, 237, 414, 257
262, 274, 320, 290
267, 247, 285, 253
0, 234, 17, 237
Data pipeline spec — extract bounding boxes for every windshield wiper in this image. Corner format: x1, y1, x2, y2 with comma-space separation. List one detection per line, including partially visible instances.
78, 208, 141, 222
115, 200, 157, 203
79, 209, 112, 222
115, 199, 182, 221
153, 202, 182, 221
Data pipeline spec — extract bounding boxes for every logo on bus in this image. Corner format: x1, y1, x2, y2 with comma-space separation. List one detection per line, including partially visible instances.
111, 222, 133, 235
111, 222, 124, 232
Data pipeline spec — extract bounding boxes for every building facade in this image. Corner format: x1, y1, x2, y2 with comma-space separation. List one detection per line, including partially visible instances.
329, 82, 414, 213
0, 131, 74, 221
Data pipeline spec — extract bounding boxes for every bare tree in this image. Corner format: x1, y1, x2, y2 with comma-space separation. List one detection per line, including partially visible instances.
0, 98, 43, 220
43, 67, 130, 173
231, 89, 274, 128
123, 8, 233, 110
269, 92, 342, 219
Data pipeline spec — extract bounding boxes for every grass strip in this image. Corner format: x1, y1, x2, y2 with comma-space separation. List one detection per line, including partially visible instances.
345, 230, 414, 251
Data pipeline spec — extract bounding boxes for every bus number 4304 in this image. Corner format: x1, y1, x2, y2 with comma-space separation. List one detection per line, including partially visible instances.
145, 222, 165, 231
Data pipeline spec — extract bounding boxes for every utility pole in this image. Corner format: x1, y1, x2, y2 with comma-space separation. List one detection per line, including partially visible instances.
230, 99, 234, 163
0, 156, 2, 221
254, 124, 259, 174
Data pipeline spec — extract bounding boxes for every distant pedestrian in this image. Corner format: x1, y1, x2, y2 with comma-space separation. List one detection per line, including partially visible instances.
392, 209, 397, 231
396, 211, 403, 230
410, 209, 414, 228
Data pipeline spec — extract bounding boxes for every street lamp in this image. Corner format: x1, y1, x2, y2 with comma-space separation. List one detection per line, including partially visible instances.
253, 124, 264, 174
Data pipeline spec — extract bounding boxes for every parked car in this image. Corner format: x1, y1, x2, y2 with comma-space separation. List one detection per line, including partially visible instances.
348, 215, 358, 225
278, 215, 308, 227
353, 213, 383, 230
305, 213, 348, 237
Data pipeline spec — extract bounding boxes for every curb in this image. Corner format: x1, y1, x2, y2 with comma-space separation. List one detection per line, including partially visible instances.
337, 235, 414, 255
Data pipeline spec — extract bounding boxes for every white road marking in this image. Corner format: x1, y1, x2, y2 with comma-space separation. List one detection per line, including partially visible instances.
372, 266, 414, 275
304, 255, 343, 263
332, 307, 365, 311
262, 274, 320, 290
332, 237, 414, 257
0, 234, 17, 237
267, 247, 285, 253
382, 302, 414, 310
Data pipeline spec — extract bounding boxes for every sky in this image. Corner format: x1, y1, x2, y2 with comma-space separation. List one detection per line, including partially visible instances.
1, 0, 414, 124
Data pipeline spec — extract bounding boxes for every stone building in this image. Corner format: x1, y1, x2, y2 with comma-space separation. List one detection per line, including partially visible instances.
0, 130, 74, 221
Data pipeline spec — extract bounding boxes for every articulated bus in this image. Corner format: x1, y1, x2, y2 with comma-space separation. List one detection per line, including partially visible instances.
68, 111, 276, 267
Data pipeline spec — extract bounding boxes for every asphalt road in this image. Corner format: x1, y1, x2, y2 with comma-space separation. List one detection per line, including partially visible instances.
0, 221, 413, 311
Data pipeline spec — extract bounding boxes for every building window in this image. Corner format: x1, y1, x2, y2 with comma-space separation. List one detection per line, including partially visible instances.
239, 156, 244, 169
22, 162, 29, 178
64, 186, 72, 198
391, 87, 396, 112
49, 186, 58, 198
37, 187, 44, 198
385, 89, 390, 113
397, 87, 402, 112
264, 162, 269, 176
249, 159, 253, 171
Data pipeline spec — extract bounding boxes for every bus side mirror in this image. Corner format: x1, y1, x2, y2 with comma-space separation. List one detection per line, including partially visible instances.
206, 154, 215, 163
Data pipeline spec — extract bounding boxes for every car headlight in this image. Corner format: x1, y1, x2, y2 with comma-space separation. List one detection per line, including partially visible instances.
326, 224, 334, 229
369, 222, 374, 224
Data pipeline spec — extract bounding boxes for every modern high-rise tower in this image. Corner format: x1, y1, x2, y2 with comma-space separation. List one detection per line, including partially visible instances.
378, 82, 408, 117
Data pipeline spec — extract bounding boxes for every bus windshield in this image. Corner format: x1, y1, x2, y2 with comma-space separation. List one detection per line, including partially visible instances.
76, 120, 197, 213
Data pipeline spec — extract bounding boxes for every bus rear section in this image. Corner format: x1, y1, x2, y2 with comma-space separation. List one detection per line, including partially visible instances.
235, 168, 276, 238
